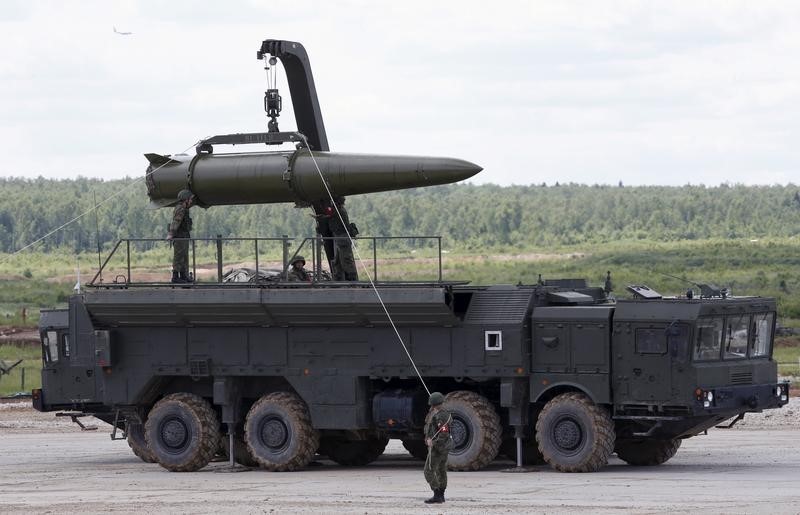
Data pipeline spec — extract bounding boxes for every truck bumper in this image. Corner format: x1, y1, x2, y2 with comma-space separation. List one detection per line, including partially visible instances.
692, 382, 789, 415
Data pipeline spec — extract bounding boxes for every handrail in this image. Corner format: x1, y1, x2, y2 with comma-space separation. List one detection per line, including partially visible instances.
87, 235, 445, 288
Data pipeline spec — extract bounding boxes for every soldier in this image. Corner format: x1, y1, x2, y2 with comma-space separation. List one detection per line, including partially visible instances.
423, 391, 452, 504
287, 255, 311, 282
166, 189, 195, 283
328, 196, 358, 281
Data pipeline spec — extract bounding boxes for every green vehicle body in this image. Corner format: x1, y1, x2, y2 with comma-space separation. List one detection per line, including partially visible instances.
34, 273, 789, 472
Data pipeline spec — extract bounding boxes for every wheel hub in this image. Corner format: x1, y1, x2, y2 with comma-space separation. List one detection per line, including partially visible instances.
160, 417, 189, 452
553, 417, 583, 452
450, 416, 471, 453
260, 416, 289, 450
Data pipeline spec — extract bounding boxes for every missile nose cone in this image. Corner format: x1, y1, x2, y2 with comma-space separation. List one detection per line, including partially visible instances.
434, 157, 482, 183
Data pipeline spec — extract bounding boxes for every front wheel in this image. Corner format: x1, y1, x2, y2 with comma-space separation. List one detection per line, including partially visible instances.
615, 438, 681, 466
127, 421, 156, 463
535, 392, 614, 472
244, 392, 319, 471
144, 393, 221, 472
402, 439, 428, 460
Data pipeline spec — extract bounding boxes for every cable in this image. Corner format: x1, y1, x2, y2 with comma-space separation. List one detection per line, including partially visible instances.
0, 139, 205, 266
300, 136, 431, 396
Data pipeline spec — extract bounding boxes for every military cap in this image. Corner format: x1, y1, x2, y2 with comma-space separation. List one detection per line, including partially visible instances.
428, 392, 445, 406
290, 255, 306, 266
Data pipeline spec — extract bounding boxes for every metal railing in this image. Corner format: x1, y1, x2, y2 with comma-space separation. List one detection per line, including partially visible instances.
87, 235, 445, 287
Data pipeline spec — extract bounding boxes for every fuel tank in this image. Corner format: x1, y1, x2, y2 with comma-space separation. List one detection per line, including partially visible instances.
145, 149, 482, 207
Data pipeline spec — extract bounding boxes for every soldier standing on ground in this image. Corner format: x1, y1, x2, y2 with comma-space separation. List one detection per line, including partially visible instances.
287, 255, 311, 282
423, 391, 452, 504
166, 189, 195, 283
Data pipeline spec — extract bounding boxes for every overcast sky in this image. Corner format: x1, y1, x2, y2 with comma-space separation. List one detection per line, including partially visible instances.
2, 0, 799, 186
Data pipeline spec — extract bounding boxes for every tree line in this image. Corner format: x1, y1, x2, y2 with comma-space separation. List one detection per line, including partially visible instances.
0, 177, 799, 253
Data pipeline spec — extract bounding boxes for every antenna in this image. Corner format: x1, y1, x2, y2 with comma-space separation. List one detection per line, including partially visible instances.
94, 191, 102, 283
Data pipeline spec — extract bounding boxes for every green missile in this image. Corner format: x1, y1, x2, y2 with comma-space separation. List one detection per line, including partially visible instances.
145, 149, 482, 208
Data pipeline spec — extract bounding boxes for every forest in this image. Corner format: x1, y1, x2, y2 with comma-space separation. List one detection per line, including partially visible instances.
0, 177, 799, 253
1, 177, 799, 322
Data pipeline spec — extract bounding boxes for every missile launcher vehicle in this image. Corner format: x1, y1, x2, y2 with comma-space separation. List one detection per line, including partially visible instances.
33, 39, 789, 473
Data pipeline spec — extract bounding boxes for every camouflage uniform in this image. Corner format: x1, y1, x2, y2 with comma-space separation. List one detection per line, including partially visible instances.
423, 395, 452, 503
169, 203, 192, 280
287, 256, 310, 282
328, 199, 358, 281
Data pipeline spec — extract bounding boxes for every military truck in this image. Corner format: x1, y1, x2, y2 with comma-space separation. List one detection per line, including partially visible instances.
34, 243, 789, 473
32, 39, 789, 473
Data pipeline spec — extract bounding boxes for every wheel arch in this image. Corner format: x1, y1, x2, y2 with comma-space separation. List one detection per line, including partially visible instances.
533, 382, 602, 406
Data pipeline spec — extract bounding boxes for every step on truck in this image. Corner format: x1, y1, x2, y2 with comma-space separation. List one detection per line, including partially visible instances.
33, 239, 789, 473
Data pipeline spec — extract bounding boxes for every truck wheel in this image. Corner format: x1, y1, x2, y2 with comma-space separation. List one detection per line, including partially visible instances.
127, 422, 156, 463
402, 439, 428, 460
144, 393, 221, 472
323, 436, 389, 466
536, 392, 614, 472
442, 390, 502, 471
244, 392, 319, 471
499, 437, 545, 465
615, 438, 681, 466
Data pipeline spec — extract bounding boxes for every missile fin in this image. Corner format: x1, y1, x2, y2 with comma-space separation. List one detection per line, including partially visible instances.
144, 153, 182, 167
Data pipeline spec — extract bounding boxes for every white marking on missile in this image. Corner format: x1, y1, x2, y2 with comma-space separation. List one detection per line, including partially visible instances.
301, 135, 431, 396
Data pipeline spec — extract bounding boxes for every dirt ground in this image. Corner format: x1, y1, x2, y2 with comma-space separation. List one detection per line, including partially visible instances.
1, 400, 799, 514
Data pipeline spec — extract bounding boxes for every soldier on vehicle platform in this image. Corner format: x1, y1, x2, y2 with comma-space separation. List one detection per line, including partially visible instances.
423, 391, 452, 504
166, 189, 195, 283
328, 196, 358, 281
287, 255, 311, 282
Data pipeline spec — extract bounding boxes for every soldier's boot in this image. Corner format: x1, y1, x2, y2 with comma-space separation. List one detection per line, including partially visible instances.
424, 489, 444, 504
179, 269, 192, 283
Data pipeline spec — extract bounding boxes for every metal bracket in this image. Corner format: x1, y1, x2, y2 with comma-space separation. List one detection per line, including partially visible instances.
715, 412, 745, 429
56, 412, 98, 431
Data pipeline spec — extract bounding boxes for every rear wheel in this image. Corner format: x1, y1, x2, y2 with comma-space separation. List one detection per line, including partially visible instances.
322, 436, 389, 466
536, 392, 614, 472
244, 392, 319, 471
402, 439, 428, 460
615, 438, 681, 466
127, 421, 156, 463
144, 393, 221, 472
443, 390, 502, 471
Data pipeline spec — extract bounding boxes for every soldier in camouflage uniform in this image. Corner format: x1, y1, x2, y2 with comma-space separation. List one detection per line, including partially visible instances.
328, 196, 358, 281
287, 255, 310, 282
423, 391, 452, 504
166, 189, 195, 283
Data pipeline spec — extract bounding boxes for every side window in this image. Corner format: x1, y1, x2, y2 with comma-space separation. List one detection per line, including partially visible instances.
62, 334, 70, 358
724, 314, 749, 360
694, 317, 723, 361
45, 330, 60, 363
485, 331, 502, 351
635, 328, 667, 354
751, 313, 774, 358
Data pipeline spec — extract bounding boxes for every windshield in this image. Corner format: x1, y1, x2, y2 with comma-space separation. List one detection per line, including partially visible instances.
751, 313, 774, 358
724, 314, 749, 360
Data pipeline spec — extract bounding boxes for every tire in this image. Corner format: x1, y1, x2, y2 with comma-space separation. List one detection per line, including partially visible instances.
499, 437, 545, 466
615, 438, 681, 466
127, 421, 156, 463
442, 390, 502, 471
402, 439, 428, 460
244, 392, 319, 471
323, 436, 389, 466
535, 392, 615, 473
144, 393, 221, 472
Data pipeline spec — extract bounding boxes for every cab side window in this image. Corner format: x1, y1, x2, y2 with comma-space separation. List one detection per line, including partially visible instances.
694, 317, 723, 361
751, 313, 774, 358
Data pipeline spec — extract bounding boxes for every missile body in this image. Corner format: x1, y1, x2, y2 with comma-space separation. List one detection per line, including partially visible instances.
145, 150, 482, 208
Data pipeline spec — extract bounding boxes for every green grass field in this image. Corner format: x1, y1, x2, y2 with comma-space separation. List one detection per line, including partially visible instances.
0, 344, 41, 397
